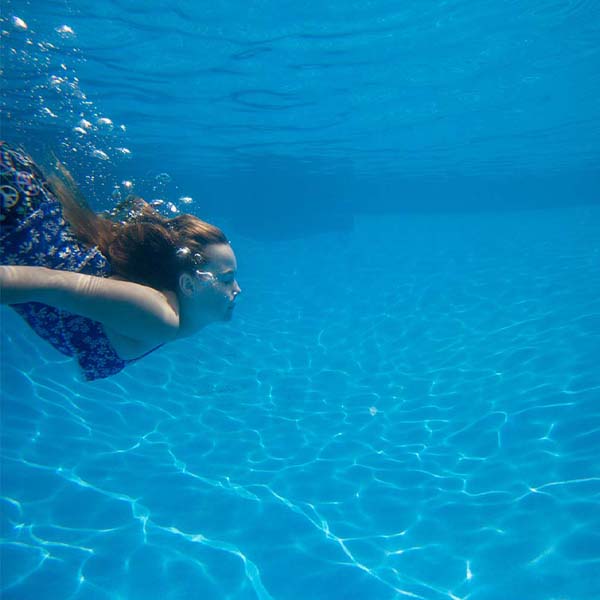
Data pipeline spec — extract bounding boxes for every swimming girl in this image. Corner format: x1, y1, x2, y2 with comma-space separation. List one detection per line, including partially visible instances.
0, 142, 241, 380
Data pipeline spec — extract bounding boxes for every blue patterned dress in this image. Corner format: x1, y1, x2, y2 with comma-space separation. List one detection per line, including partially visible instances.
0, 142, 158, 380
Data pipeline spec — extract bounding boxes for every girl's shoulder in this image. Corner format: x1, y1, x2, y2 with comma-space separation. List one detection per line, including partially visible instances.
105, 275, 179, 359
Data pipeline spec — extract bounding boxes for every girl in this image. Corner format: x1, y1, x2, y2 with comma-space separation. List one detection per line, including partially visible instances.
0, 142, 241, 380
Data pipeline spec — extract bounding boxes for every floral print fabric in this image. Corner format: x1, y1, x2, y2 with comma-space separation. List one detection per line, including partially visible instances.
1, 141, 137, 380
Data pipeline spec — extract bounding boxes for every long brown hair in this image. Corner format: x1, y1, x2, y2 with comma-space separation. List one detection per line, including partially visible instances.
46, 162, 228, 291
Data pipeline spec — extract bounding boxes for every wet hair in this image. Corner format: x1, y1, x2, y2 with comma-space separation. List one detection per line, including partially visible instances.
46, 162, 228, 292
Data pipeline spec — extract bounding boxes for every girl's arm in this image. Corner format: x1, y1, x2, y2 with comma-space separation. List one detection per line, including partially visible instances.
0, 265, 179, 344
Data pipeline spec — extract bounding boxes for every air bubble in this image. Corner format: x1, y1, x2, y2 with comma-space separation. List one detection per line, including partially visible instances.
11, 16, 28, 31
121, 180, 133, 190
115, 147, 131, 157
96, 117, 113, 130
70, 86, 86, 100
91, 149, 110, 161
155, 173, 171, 184
73, 126, 87, 135
49, 75, 65, 89
40, 107, 58, 118
38, 41, 57, 52
179, 196, 193, 205
78, 118, 92, 129
55, 25, 75, 39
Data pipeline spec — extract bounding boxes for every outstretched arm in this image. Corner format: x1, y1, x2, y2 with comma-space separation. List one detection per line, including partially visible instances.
0, 265, 179, 344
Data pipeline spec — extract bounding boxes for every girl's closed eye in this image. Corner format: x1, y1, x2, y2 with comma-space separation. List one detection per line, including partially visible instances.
219, 273, 235, 284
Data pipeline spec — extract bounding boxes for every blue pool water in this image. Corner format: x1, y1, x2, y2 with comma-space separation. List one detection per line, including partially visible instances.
2, 2, 600, 599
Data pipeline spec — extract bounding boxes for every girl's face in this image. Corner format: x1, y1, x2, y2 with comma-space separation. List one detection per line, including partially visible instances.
196, 243, 241, 322
178, 243, 241, 331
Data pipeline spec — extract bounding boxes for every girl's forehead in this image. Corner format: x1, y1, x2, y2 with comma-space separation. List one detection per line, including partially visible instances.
203, 243, 237, 269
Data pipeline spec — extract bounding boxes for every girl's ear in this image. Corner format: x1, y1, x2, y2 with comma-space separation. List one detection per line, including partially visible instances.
178, 272, 196, 297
